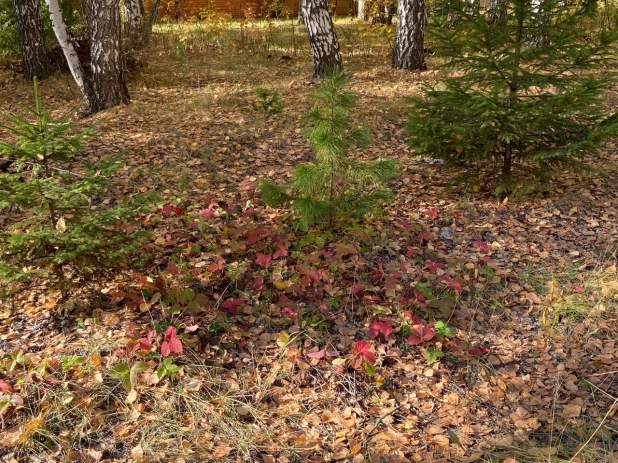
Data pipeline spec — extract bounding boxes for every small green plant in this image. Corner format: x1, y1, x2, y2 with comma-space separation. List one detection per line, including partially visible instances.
0, 80, 152, 294
157, 357, 180, 380
260, 72, 398, 229
251, 87, 284, 117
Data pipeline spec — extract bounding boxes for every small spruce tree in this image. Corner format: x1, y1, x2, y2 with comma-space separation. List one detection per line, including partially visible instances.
260, 72, 398, 228
0, 80, 151, 294
407, 0, 618, 196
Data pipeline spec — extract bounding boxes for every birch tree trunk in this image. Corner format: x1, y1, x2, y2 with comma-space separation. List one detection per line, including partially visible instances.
301, 0, 343, 79
529, 0, 550, 47
357, 0, 365, 19
487, 0, 506, 23
123, 0, 144, 48
14, 0, 51, 80
392, 0, 427, 70
91, 0, 130, 112
44, 0, 94, 109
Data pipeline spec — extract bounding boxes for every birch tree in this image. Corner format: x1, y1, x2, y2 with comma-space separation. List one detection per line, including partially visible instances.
44, 0, 94, 109
392, 0, 427, 70
300, 0, 342, 79
13, 0, 51, 80
91, 0, 130, 111
123, 0, 144, 48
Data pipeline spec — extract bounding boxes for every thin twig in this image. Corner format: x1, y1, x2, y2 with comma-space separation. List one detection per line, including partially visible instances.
0, 159, 83, 177
361, 404, 402, 447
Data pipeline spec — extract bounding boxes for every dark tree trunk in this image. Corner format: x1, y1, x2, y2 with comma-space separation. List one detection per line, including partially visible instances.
91, 0, 130, 112
301, 0, 343, 79
81, 0, 93, 33
392, 0, 427, 71
13, 0, 51, 80
143, 0, 162, 41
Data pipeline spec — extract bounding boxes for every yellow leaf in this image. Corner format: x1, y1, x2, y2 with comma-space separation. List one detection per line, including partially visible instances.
274, 281, 289, 290
276, 331, 291, 349
126, 389, 138, 404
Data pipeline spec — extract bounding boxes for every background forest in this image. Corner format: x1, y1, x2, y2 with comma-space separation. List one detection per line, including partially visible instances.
1, 0, 618, 462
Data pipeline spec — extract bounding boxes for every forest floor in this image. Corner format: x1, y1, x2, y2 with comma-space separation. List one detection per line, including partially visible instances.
1, 21, 618, 463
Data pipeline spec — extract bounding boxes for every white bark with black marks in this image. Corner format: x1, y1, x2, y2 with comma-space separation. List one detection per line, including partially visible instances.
392, 0, 427, 70
44, 0, 94, 109
529, 0, 550, 47
301, 0, 343, 79
91, 0, 130, 112
14, 0, 51, 80
123, 0, 144, 48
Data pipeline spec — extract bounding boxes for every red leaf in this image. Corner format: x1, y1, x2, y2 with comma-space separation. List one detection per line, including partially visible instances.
273, 242, 289, 259
425, 259, 443, 273
281, 306, 298, 319
0, 379, 9, 392
161, 204, 184, 218
406, 322, 436, 345
449, 280, 463, 293
161, 341, 171, 357
473, 241, 491, 254
168, 338, 183, 354
222, 298, 244, 315
347, 284, 365, 296
307, 349, 326, 359
351, 340, 376, 368
425, 207, 439, 220
164, 326, 177, 341
255, 254, 272, 267
368, 320, 393, 339
574, 285, 584, 293
139, 337, 151, 350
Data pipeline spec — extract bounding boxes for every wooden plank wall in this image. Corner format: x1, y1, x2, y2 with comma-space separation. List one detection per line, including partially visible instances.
143, 0, 355, 19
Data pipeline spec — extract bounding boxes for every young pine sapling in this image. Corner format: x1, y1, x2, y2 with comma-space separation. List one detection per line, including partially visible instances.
0, 79, 152, 295
260, 72, 398, 228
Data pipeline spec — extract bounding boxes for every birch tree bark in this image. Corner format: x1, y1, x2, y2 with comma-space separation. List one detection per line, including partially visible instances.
123, 0, 144, 48
487, 0, 506, 23
301, 0, 343, 79
44, 0, 94, 109
14, 0, 51, 80
357, 0, 365, 19
392, 0, 427, 70
529, 0, 550, 47
91, 0, 130, 112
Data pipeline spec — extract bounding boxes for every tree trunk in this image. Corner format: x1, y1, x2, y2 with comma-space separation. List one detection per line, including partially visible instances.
301, 0, 342, 79
123, 0, 144, 48
529, 0, 550, 47
487, 0, 506, 23
357, 0, 365, 19
143, 0, 162, 41
14, 0, 52, 80
81, 0, 92, 33
392, 0, 426, 71
44, 0, 94, 110
91, 0, 130, 112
